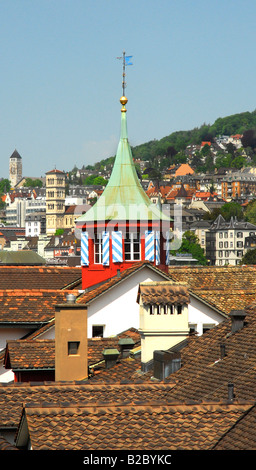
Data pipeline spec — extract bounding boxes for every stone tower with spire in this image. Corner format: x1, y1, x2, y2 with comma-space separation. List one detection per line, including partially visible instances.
9, 150, 22, 187
76, 59, 172, 289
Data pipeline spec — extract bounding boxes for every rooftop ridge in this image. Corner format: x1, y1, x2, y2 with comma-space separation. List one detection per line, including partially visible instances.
23, 400, 252, 413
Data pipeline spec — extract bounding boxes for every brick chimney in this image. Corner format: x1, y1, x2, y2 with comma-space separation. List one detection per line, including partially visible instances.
137, 282, 190, 372
55, 294, 88, 381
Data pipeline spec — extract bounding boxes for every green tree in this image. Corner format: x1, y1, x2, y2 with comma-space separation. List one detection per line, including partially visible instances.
171, 230, 207, 265
24, 178, 43, 188
0, 179, 11, 193
83, 175, 108, 186
220, 202, 243, 221
231, 155, 245, 169
203, 208, 222, 221
241, 249, 256, 265
201, 143, 211, 157
244, 199, 256, 224
215, 153, 232, 169
93, 176, 108, 186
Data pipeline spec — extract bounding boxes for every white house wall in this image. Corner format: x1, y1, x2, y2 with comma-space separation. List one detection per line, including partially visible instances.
189, 296, 224, 335
0, 326, 55, 382
86, 268, 226, 338
0, 366, 14, 383
87, 268, 168, 337
0, 328, 30, 351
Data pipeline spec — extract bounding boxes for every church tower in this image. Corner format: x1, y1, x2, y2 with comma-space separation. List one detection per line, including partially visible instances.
9, 150, 22, 187
76, 55, 172, 289
45, 169, 66, 235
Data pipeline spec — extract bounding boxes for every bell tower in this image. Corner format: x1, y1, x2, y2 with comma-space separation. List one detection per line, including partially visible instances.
76, 53, 172, 289
9, 150, 22, 188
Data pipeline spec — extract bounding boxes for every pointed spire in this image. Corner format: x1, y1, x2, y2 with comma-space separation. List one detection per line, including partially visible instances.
78, 95, 169, 224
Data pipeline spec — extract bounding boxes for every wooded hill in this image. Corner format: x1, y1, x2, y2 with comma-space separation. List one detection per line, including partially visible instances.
83, 109, 256, 175
130, 110, 256, 161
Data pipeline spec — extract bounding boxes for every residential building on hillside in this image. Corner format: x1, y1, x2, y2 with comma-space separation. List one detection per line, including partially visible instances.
25, 213, 46, 237
189, 219, 211, 252
221, 171, 256, 201
206, 214, 256, 265
25, 196, 46, 236
5, 191, 36, 227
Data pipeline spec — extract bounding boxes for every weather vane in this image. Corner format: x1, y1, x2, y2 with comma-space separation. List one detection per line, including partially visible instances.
117, 50, 133, 96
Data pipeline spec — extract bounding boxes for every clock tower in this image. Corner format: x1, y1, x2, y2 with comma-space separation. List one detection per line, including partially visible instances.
9, 150, 22, 188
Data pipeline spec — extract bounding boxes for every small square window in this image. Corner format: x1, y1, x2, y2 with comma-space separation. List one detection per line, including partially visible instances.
92, 325, 104, 337
68, 341, 80, 355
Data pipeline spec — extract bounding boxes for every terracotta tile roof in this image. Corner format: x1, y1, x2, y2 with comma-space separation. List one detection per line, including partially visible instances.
168, 265, 256, 291
64, 205, 76, 214
3, 305, 256, 449
46, 169, 65, 174
4, 340, 55, 371
90, 302, 256, 405
168, 265, 256, 314
19, 400, 251, 450
87, 328, 140, 366
0, 435, 18, 450
193, 289, 256, 314
89, 356, 143, 383
0, 266, 82, 290
4, 328, 141, 372
0, 382, 173, 430
146, 185, 172, 198
214, 404, 256, 450
175, 163, 194, 176
162, 302, 256, 403
138, 282, 189, 305
165, 186, 195, 201
194, 191, 218, 200
0, 289, 80, 324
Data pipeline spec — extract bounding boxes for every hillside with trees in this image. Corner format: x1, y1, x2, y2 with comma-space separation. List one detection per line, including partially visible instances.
79, 109, 256, 176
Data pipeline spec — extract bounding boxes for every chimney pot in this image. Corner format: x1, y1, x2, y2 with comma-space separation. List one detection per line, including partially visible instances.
220, 343, 226, 359
102, 348, 119, 369
229, 309, 246, 333
118, 338, 135, 358
66, 294, 76, 304
228, 383, 235, 402
153, 350, 181, 380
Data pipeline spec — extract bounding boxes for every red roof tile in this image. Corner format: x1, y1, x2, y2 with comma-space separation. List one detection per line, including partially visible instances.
0, 266, 82, 290
0, 289, 80, 324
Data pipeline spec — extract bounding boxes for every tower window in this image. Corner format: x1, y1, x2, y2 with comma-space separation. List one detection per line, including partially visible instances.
177, 305, 182, 315
94, 235, 103, 264
68, 341, 80, 355
124, 232, 140, 261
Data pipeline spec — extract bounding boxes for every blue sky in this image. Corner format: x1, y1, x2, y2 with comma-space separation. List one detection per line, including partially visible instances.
0, 0, 256, 179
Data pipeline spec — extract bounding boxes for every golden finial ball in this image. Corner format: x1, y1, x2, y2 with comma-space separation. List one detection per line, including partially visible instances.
120, 96, 128, 106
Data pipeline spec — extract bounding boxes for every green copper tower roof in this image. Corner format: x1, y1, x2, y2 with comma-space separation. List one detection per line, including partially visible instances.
77, 96, 170, 224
